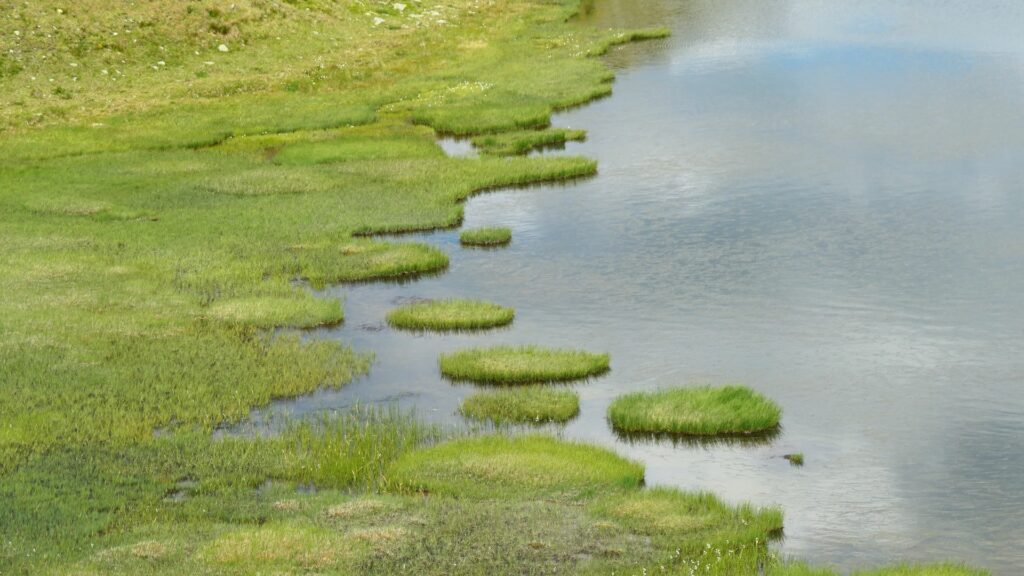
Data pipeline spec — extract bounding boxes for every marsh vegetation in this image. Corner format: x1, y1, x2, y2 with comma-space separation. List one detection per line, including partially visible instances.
439, 345, 611, 384
386, 299, 514, 331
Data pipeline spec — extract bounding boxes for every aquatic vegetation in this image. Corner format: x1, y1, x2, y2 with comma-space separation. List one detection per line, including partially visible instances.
386, 299, 514, 331
459, 386, 579, 424
608, 385, 782, 436
459, 226, 513, 247
472, 128, 587, 156
386, 434, 643, 499
439, 345, 610, 383
785, 453, 805, 467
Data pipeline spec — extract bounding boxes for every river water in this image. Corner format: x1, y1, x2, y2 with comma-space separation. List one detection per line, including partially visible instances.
264, 1, 1024, 573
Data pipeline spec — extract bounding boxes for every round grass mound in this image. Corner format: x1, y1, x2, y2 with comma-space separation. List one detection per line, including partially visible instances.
386, 435, 643, 499
460, 386, 579, 425
386, 299, 513, 331
589, 487, 783, 550
608, 385, 781, 436
459, 226, 511, 247
439, 345, 609, 384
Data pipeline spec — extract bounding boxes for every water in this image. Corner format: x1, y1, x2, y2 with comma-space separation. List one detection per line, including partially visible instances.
262, 1, 1024, 573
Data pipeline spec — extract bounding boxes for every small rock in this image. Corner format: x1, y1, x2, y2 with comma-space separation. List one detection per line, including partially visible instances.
217, 44, 229, 52
373, 16, 385, 26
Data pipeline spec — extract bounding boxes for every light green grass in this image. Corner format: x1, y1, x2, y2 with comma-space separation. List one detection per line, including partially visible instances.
609, 385, 782, 436
439, 345, 610, 383
472, 128, 587, 156
387, 434, 643, 500
386, 299, 514, 331
205, 296, 343, 329
459, 226, 513, 246
460, 386, 579, 424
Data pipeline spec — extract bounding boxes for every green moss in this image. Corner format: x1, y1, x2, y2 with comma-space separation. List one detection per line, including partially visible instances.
459, 226, 513, 247
386, 435, 643, 500
439, 345, 610, 384
460, 386, 579, 424
386, 299, 514, 331
608, 385, 782, 436
472, 128, 587, 156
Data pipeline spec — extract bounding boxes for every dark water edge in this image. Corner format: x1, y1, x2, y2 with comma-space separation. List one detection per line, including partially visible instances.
252, 1, 1024, 573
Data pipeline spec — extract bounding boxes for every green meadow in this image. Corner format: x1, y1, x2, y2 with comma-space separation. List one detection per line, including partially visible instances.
0, 0, 986, 574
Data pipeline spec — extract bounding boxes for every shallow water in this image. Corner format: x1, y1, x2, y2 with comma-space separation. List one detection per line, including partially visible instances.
263, 1, 1024, 573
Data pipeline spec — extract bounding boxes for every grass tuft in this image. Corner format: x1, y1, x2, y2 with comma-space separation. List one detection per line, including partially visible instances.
608, 385, 782, 436
439, 345, 610, 384
460, 386, 579, 424
386, 299, 513, 331
459, 226, 512, 247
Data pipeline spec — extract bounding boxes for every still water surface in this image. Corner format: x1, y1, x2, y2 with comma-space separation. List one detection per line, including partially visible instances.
266, 1, 1024, 573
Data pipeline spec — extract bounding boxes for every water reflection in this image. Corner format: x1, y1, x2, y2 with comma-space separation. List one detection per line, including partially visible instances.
259, 1, 1024, 573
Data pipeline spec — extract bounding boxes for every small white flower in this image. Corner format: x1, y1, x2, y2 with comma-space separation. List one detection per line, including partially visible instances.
218, 43, 229, 52
393, 3, 406, 11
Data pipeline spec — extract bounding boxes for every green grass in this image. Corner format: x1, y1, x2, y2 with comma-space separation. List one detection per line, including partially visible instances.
459, 226, 513, 247
386, 434, 643, 500
460, 386, 579, 424
609, 385, 782, 436
785, 453, 805, 467
472, 128, 587, 156
386, 299, 514, 331
439, 345, 610, 383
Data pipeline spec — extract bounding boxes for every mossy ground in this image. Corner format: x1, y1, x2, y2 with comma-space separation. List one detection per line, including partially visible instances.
609, 385, 782, 436
460, 386, 580, 424
387, 299, 514, 331
440, 345, 610, 383
460, 226, 513, 246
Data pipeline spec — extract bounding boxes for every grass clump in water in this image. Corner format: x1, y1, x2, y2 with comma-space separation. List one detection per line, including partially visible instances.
785, 453, 805, 467
472, 128, 586, 156
386, 434, 643, 500
460, 386, 579, 425
459, 226, 512, 247
386, 299, 513, 331
439, 345, 610, 384
608, 385, 781, 436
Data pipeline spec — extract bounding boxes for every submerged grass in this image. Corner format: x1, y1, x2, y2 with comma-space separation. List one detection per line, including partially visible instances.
386, 299, 514, 331
439, 345, 610, 384
460, 386, 580, 424
609, 385, 782, 436
459, 226, 513, 247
